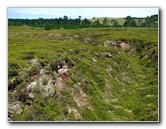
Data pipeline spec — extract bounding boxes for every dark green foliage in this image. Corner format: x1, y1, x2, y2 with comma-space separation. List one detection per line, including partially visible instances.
103, 18, 109, 26
8, 67, 18, 77
144, 15, 158, 27
8, 14, 158, 29
44, 24, 53, 30
124, 16, 137, 27
8, 61, 19, 77
111, 20, 119, 27
63, 107, 69, 115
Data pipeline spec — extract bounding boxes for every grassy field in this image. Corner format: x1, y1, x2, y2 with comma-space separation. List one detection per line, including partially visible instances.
8, 26, 158, 121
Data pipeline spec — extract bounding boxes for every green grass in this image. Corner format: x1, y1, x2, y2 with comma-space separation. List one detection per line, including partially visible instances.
8, 26, 158, 121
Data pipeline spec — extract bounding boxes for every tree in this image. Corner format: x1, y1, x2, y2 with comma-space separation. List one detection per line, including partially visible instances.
131, 20, 137, 27
38, 18, 44, 26
111, 20, 119, 27
138, 19, 142, 27
63, 15, 68, 24
82, 18, 91, 26
123, 16, 137, 27
124, 16, 132, 26
144, 15, 158, 27
92, 19, 100, 27
44, 24, 53, 30
103, 18, 108, 26
96, 19, 100, 26
78, 16, 82, 25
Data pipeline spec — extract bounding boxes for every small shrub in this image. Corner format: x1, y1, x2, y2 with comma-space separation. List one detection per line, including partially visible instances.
82, 108, 97, 121
42, 78, 48, 85
44, 24, 53, 30
8, 62, 19, 77
68, 111, 75, 120
22, 52, 35, 60
63, 107, 69, 115
50, 60, 58, 70
8, 68, 18, 77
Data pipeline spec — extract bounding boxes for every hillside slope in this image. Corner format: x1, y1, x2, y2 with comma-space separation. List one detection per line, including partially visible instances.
89, 17, 147, 26
8, 26, 158, 121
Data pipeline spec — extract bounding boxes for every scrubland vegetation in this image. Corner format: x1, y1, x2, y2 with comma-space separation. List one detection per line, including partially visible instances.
8, 25, 158, 121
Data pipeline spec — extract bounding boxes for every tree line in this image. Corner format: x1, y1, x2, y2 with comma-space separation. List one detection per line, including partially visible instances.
123, 15, 158, 27
8, 14, 158, 30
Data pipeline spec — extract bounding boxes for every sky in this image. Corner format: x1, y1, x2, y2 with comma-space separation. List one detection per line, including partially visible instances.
8, 8, 158, 19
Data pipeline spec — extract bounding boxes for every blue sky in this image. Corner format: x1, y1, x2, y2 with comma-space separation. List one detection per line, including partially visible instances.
8, 8, 158, 19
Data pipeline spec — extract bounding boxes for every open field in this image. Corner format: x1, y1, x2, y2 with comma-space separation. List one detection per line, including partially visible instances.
8, 26, 158, 121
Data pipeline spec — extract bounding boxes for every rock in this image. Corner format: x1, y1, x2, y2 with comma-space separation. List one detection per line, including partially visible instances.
8, 102, 22, 115
27, 81, 37, 92
57, 65, 68, 75
146, 95, 154, 97
125, 109, 132, 113
102, 52, 113, 58
106, 53, 113, 58
104, 40, 111, 47
28, 59, 40, 66
106, 66, 112, 71
39, 76, 55, 96
68, 107, 81, 119
41, 84, 55, 97
74, 89, 87, 107
104, 40, 117, 47
120, 42, 130, 51
75, 33, 79, 37
83, 37, 91, 43
39, 68, 45, 74
111, 98, 119, 102
144, 54, 149, 59
92, 58, 97, 62
111, 40, 117, 45
28, 93, 35, 99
